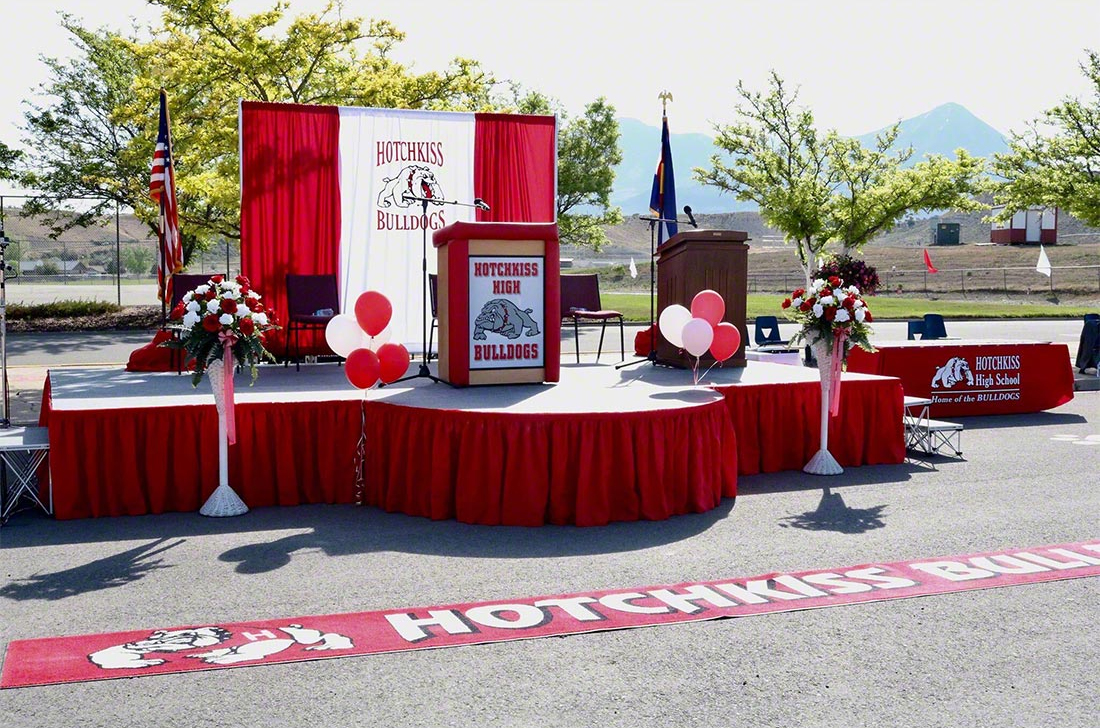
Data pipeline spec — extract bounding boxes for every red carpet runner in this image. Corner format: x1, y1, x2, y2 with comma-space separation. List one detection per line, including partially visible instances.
3, 540, 1097, 688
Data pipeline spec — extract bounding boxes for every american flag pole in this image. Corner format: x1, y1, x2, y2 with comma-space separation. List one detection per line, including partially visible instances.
159, 193, 167, 328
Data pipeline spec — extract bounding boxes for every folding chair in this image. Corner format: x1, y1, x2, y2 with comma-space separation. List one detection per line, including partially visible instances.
285, 273, 340, 371
428, 273, 439, 360
560, 274, 624, 363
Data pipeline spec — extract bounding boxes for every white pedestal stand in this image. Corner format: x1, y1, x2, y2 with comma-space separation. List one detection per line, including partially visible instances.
200, 363, 249, 516
803, 338, 843, 475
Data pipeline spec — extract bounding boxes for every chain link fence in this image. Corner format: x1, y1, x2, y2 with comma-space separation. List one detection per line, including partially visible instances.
746, 266, 1100, 296
1, 195, 240, 306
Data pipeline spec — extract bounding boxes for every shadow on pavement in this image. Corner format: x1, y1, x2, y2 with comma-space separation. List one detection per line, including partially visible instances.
778, 488, 887, 534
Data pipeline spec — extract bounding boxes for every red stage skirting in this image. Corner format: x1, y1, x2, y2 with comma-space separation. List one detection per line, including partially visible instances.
846, 341, 1074, 417
38, 364, 904, 524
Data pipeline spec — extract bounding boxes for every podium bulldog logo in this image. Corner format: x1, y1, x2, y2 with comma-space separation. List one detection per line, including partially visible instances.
473, 299, 540, 340
88, 624, 353, 670
377, 165, 443, 209
931, 357, 974, 388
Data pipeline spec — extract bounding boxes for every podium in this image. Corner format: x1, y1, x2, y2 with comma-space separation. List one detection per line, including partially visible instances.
433, 222, 560, 386
655, 229, 750, 367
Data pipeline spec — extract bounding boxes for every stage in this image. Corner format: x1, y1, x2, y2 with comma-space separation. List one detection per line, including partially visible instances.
38, 361, 905, 525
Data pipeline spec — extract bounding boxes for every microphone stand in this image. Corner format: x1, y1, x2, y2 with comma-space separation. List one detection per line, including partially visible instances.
0, 225, 10, 429
616, 215, 680, 370
385, 194, 488, 387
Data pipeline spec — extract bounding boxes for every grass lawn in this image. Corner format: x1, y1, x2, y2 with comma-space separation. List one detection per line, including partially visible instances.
601, 292, 1099, 323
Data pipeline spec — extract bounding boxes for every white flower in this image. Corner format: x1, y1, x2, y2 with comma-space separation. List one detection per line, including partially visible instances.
182, 311, 201, 328
819, 295, 835, 306
812, 279, 825, 291
182, 291, 193, 302
207, 299, 222, 313
252, 311, 268, 326
221, 291, 236, 300
854, 299, 864, 309
848, 285, 860, 295
246, 291, 260, 300
219, 313, 234, 326
855, 308, 866, 322
185, 300, 201, 313
791, 296, 803, 308
835, 308, 851, 323
195, 284, 210, 295
812, 303, 824, 318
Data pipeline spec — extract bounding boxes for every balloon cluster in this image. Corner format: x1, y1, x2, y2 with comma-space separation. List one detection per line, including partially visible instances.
324, 291, 411, 389
658, 289, 742, 383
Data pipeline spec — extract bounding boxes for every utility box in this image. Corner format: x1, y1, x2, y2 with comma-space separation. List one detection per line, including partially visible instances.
935, 223, 961, 245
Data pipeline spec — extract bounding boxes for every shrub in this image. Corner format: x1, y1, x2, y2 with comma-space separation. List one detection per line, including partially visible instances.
7, 300, 123, 320
813, 255, 880, 295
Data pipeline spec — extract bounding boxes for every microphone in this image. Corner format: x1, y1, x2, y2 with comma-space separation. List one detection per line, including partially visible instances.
473, 198, 490, 211
684, 205, 698, 228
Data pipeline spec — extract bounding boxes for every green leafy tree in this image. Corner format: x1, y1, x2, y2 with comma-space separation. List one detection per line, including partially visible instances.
695, 72, 984, 285
120, 245, 155, 276
992, 50, 1100, 226
514, 90, 623, 250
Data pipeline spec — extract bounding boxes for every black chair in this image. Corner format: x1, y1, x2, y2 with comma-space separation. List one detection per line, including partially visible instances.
1077, 316, 1100, 373
285, 273, 340, 371
754, 315, 789, 349
428, 273, 439, 360
922, 313, 948, 340
906, 320, 925, 340
560, 274, 624, 363
168, 273, 223, 373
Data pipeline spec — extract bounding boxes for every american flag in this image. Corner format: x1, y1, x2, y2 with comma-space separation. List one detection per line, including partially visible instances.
150, 89, 183, 303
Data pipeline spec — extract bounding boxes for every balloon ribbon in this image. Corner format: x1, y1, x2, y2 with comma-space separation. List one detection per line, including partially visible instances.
219, 331, 238, 444
829, 330, 848, 417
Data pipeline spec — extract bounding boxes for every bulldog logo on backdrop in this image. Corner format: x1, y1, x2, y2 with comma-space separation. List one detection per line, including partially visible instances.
88, 624, 353, 670
377, 165, 443, 210
374, 138, 449, 231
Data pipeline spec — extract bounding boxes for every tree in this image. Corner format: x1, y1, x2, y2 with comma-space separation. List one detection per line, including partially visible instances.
120, 245, 155, 276
992, 50, 1100, 226
514, 90, 623, 250
695, 72, 985, 285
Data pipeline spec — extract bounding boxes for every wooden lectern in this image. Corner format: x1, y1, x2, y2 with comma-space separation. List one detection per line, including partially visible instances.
655, 229, 750, 367
433, 221, 560, 386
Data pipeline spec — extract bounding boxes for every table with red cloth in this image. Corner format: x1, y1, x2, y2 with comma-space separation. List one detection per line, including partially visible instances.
846, 341, 1074, 417
39, 366, 737, 525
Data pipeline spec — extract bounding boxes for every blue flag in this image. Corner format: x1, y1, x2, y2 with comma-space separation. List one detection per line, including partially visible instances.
649, 114, 678, 245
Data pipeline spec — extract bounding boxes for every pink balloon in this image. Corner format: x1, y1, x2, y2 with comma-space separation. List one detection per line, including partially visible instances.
709, 322, 742, 362
681, 317, 715, 358
377, 342, 411, 384
690, 290, 725, 327
354, 291, 392, 337
345, 348, 380, 389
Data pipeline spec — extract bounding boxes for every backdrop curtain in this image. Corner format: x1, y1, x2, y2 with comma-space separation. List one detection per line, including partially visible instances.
474, 113, 557, 223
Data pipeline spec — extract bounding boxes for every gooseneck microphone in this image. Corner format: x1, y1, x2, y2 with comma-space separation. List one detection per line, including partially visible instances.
474, 198, 490, 211
684, 205, 698, 228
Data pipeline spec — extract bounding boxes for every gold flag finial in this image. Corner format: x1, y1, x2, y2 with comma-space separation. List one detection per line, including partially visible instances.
658, 91, 673, 115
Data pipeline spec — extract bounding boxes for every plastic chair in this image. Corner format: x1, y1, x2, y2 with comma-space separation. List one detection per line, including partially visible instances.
922, 313, 948, 340
1077, 317, 1100, 372
906, 320, 925, 340
560, 274, 624, 363
285, 273, 340, 370
754, 315, 789, 348
427, 273, 439, 360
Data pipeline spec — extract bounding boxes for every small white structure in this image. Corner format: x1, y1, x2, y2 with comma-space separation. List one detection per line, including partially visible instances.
990, 205, 1057, 245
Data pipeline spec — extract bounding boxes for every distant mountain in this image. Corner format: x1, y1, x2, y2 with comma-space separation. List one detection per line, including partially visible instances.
610, 103, 1009, 215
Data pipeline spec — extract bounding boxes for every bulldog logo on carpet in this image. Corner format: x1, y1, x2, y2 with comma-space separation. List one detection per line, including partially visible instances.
469, 256, 546, 369
375, 138, 448, 231
930, 354, 1022, 406
87, 624, 353, 670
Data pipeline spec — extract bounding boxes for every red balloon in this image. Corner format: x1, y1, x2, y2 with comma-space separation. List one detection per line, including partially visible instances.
691, 289, 725, 327
354, 291, 392, 337
709, 322, 742, 362
377, 342, 411, 384
345, 348, 380, 389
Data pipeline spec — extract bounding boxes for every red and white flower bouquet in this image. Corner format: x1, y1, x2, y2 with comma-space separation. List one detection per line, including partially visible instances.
781, 274, 875, 353
164, 274, 279, 386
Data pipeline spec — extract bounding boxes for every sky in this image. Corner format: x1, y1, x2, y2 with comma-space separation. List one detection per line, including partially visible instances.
3, 0, 1099, 164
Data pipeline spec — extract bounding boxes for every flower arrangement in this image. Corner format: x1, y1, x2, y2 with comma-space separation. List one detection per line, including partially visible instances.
781, 274, 875, 353
813, 255, 880, 296
164, 274, 279, 385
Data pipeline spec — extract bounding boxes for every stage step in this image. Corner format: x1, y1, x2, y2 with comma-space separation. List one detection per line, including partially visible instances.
905, 418, 963, 457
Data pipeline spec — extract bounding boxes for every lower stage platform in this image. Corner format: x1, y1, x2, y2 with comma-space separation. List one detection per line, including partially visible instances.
40, 362, 904, 525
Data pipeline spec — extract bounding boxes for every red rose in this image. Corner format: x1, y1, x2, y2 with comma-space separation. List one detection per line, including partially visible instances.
210, 275, 224, 284
828, 276, 841, 288
781, 298, 792, 309
202, 314, 221, 332
170, 302, 186, 320
240, 317, 255, 336
799, 301, 813, 313
792, 288, 805, 298
824, 307, 837, 321
865, 311, 874, 322
843, 296, 856, 310
221, 298, 238, 314
236, 275, 250, 287
821, 287, 832, 298
240, 285, 251, 296
205, 289, 217, 300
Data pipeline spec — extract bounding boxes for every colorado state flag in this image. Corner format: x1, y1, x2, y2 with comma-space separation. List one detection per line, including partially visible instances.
649, 114, 678, 245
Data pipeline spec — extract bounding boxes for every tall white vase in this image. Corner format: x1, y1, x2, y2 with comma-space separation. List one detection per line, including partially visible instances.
803, 337, 844, 475
200, 362, 249, 517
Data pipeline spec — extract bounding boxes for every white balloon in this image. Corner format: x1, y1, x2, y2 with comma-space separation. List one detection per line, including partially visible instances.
658, 304, 692, 348
325, 314, 367, 357
367, 324, 392, 351
681, 317, 715, 357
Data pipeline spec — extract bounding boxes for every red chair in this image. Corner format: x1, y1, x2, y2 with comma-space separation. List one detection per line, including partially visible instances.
560, 274, 624, 363
285, 273, 340, 370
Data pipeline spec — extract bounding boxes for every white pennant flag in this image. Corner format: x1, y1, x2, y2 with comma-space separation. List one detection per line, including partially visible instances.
629, 257, 638, 279
1036, 244, 1052, 277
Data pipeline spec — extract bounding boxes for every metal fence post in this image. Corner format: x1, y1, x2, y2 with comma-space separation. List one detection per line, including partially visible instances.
115, 200, 121, 305
1003, 268, 1007, 293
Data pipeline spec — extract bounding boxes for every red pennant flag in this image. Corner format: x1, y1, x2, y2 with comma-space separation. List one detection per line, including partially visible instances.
923, 249, 938, 274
